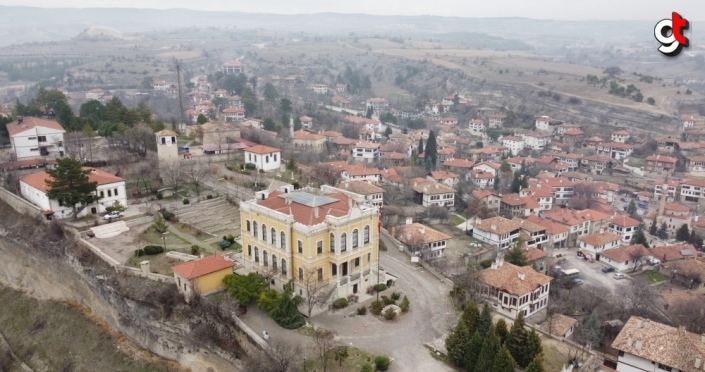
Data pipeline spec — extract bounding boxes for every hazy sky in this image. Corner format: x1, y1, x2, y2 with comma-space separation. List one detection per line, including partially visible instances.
0, 0, 703, 21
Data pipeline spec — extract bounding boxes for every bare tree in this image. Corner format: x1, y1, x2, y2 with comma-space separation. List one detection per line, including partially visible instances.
615, 280, 657, 317
161, 160, 184, 193
312, 328, 337, 372
569, 182, 598, 210
126, 124, 156, 157
186, 159, 214, 196
63, 132, 90, 162
628, 249, 647, 273
574, 286, 611, 313
312, 164, 341, 185
244, 339, 303, 372
303, 267, 332, 319
669, 296, 705, 333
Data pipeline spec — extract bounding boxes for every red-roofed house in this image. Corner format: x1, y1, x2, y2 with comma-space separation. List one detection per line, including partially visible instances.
609, 213, 641, 243
7, 117, 65, 160
172, 255, 234, 298
20, 167, 126, 219
244, 145, 281, 171
598, 244, 650, 272
645, 154, 678, 173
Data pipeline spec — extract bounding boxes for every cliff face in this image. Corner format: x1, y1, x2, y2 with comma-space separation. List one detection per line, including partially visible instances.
0, 205, 245, 372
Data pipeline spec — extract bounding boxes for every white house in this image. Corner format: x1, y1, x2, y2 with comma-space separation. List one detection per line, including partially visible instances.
599, 244, 650, 272
222, 60, 243, 74
392, 220, 451, 259
502, 136, 525, 154
332, 181, 384, 207
577, 232, 622, 258
222, 107, 246, 122
681, 178, 705, 202
310, 84, 328, 94
597, 142, 633, 161
300, 116, 313, 130
612, 316, 705, 372
20, 167, 126, 219
469, 119, 486, 134
472, 216, 522, 250
85, 88, 104, 100
7, 117, 65, 160
351, 141, 381, 163
476, 256, 552, 319
608, 214, 641, 243
681, 115, 697, 129
522, 132, 552, 151
611, 130, 631, 143
244, 145, 281, 171
412, 180, 455, 208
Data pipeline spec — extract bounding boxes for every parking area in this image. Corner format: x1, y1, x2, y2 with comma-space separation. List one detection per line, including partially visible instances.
554, 252, 631, 293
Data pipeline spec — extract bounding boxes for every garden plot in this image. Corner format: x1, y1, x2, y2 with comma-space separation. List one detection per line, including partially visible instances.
174, 198, 241, 238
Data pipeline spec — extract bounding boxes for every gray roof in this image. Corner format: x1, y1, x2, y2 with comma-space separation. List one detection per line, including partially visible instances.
281, 191, 338, 207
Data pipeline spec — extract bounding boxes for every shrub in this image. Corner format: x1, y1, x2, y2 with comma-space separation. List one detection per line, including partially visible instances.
379, 240, 387, 251
390, 292, 400, 301
373, 283, 387, 292
206, 194, 214, 200
245, 163, 257, 170
226, 234, 236, 244
183, 198, 190, 205
156, 192, 163, 200
374, 355, 391, 371
479, 259, 493, 269
161, 211, 175, 221
332, 297, 349, 309
190, 245, 200, 255
134, 249, 144, 257
219, 240, 232, 249
381, 296, 395, 306
366, 286, 375, 295
400, 296, 410, 312
357, 306, 367, 315
383, 308, 397, 321
360, 363, 374, 372
347, 294, 358, 304
370, 300, 383, 315
143, 245, 165, 255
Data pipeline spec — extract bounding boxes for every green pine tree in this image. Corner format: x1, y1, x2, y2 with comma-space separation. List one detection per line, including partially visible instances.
507, 311, 530, 367
445, 319, 471, 367
657, 222, 669, 240
463, 331, 484, 372
461, 301, 480, 335
475, 324, 500, 372
46, 158, 99, 220
676, 223, 690, 242
493, 174, 500, 191
524, 329, 543, 368
505, 242, 529, 266
491, 345, 517, 372
495, 318, 509, 345
626, 200, 637, 216
525, 355, 546, 372
476, 302, 493, 337
418, 138, 424, 155
425, 130, 438, 170
630, 225, 649, 248
649, 219, 658, 235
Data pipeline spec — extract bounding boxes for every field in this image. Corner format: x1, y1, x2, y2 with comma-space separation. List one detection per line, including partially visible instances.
0, 286, 170, 371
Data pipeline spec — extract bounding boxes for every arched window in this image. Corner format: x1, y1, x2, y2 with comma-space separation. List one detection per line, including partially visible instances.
272, 255, 277, 271
330, 233, 335, 252
281, 259, 287, 275
263, 251, 268, 267
253, 222, 258, 237
364, 225, 370, 244
352, 229, 359, 249
246, 220, 251, 232
280, 232, 286, 250
341, 233, 347, 252
271, 228, 276, 245
254, 247, 259, 263
262, 224, 267, 241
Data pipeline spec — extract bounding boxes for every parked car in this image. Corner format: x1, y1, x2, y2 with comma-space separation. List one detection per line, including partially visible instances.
572, 279, 584, 285
104, 211, 124, 220
614, 273, 626, 280
601, 267, 615, 273
620, 197, 627, 202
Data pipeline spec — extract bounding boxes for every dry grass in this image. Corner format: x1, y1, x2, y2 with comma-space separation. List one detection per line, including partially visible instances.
0, 286, 167, 372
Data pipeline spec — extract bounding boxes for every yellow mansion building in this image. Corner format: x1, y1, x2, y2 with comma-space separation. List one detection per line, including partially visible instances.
240, 184, 380, 302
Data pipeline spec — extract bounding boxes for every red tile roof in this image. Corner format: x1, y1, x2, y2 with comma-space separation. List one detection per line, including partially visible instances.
256, 190, 352, 226
20, 167, 124, 193
6, 117, 65, 136
245, 144, 280, 154
172, 254, 233, 280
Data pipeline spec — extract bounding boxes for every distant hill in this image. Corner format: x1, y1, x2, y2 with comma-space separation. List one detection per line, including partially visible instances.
0, 6, 653, 48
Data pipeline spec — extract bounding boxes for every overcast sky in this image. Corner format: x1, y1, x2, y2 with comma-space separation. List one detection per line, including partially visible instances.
0, 0, 703, 21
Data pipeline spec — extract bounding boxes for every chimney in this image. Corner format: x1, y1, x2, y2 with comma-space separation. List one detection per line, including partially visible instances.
635, 340, 643, 350
419, 227, 425, 234
406, 217, 413, 225
406, 233, 412, 241
636, 319, 643, 328
314, 206, 319, 218
491, 262, 497, 270
599, 228, 605, 234
518, 272, 525, 280
491, 224, 497, 231
348, 198, 353, 208
199, 253, 204, 259
627, 337, 633, 347
285, 196, 292, 205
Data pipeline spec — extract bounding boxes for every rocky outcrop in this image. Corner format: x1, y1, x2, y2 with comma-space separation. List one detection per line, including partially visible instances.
0, 203, 249, 372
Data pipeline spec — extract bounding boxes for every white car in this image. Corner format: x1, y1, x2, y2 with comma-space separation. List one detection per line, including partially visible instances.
614, 273, 626, 280
103, 211, 124, 220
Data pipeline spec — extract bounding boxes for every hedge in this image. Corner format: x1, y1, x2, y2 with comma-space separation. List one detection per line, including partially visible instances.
332, 297, 349, 309
143, 245, 165, 255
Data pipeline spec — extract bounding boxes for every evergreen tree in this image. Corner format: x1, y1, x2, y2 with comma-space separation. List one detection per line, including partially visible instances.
524, 329, 543, 368
445, 319, 472, 367
417, 138, 424, 154
495, 318, 509, 345
384, 126, 392, 139
657, 222, 669, 240
511, 173, 522, 193
505, 243, 529, 267
649, 219, 658, 235
491, 345, 517, 372
507, 311, 530, 367
630, 225, 649, 248
365, 106, 373, 119
626, 200, 637, 216
525, 355, 546, 372
461, 301, 480, 335
493, 174, 500, 191
463, 331, 484, 372
46, 158, 98, 220
476, 302, 493, 337
475, 324, 500, 372
425, 130, 438, 170
690, 230, 697, 244
583, 311, 605, 348
676, 223, 690, 242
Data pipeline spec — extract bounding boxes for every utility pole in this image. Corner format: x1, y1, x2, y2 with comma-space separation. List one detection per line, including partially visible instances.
175, 59, 186, 128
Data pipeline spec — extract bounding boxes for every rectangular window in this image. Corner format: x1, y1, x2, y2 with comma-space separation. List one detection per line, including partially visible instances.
274, 154, 278, 161
298, 240, 303, 254
317, 240, 322, 255
248, 245, 252, 256
37, 136, 46, 142
28, 137, 36, 140
30, 148, 38, 151
317, 268, 323, 281
367, 253, 371, 262
354, 257, 360, 267
299, 267, 303, 281
114, 188, 118, 196
107, 190, 112, 197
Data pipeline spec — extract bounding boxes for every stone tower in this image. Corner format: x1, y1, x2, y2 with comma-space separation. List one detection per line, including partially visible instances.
155, 130, 179, 177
